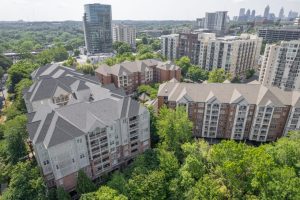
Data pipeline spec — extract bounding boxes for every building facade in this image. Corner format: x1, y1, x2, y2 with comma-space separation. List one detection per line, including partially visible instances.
24, 64, 150, 191
258, 28, 300, 43
95, 59, 181, 94
175, 33, 262, 78
259, 40, 300, 91
158, 81, 300, 142
83, 4, 113, 54
204, 11, 228, 33
161, 34, 179, 61
112, 24, 136, 48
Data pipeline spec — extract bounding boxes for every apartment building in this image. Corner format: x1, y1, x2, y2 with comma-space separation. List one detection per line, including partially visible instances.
112, 24, 136, 48
158, 80, 300, 142
95, 59, 181, 94
259, 40, 300, 91
24, 64, 150, 191
178, 33, 200, 65
204, 11, 228, 33
202, 34, 262, 78
83, 4, 113, 54
258, 28, 300, 43
161, 34, 179, 61
175, 33, 262, 78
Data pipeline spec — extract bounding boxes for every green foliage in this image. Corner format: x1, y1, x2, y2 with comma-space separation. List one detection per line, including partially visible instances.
113, 42, 132, 55
35, 46, 69, 65
76, 170, 97, 195
6, 60, 38, 93
187, 66, 209, 82
137, 84, 159, 100
107, 172, 127, 195
56, 187, 71, 200
127, 170, 166, 200
0, 54, 13, 70
208, 68, 232, 83
148, 106, 159, 147
80, 186, 127, 200
0, 66, 4, 79
74, 49, 80, 57
3, 104, 22, 121
14, 78, 32, 112
104, 53, 136, 66
3, 115, 28, 164
246, 69, 256, 79
1, 162, 46, 200
176, 56, 192, 76
76, 63, 96, 75
63, 56, 77, 67
157, 106, 193, 159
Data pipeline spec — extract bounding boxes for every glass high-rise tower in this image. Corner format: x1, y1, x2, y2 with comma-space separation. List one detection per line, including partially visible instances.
83, 4, 113, 54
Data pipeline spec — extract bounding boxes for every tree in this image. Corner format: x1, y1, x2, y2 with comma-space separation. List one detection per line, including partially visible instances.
4, 115, 28, 164
246, 69, 256, 79
14, 78, 32, 112
208, 69, 231, 83
107, 172, 127, 195
113, 42, 132, 55
76, 170, 97, 195
76, 63, 95, 75
3, 104, 22, 121
0, 54, 13, 70
56, 187, 71, 200
0, 66, 4, 79
1, 162, 46, 200
157, 106, 193, 160
80, 186, 127, 200
187, 66, 209, 82
6, 60, 38, 93
176, 56, 191, 76
74, 49, 80, 57
157, 149, 179, 180
63, 56, 77, 67
186, 175, 229, 200
127, 170, 166, 200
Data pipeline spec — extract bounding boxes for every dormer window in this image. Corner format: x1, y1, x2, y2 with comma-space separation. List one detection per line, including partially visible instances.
53, 94, 70, 106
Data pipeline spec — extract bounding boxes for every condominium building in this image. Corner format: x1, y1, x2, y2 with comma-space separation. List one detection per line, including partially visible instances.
258, 28, 300, 43
83, 4, 113, 54
112, 24, 136, 48
24, 64, 150, 191
204, 11, 228, 33
176, 33, 262, 78
158, 80, 300, 142
259, 40, 300, 91
95, 59, 181, 94
161, 34, 179, 61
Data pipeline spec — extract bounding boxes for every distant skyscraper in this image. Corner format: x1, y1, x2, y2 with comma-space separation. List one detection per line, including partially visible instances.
239, 8, 246, 17
288, 10, 299, 19
279, 7, 284, 19
246, 9, 251, 17
83, 4, 113, 54
251, 10, 256, 20
264, 5, 270, 19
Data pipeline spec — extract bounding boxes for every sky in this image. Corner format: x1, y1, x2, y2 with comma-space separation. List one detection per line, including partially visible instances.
0, 0, 300, 21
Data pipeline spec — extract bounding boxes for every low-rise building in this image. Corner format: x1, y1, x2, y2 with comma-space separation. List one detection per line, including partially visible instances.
158, 80, 300, 142
95, 59, 181, 94
24, 64, 150, 191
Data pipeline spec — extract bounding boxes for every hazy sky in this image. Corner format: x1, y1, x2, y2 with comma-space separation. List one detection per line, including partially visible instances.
0, 0, 300, 21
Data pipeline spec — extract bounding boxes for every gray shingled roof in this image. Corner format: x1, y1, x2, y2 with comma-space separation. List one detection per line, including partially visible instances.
158, 82, 300, 107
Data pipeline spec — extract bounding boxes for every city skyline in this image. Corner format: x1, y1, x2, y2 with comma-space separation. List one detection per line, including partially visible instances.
0, 0, 300, 21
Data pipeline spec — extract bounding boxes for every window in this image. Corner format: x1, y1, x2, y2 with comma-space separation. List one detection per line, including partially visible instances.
80, 154, 85, 159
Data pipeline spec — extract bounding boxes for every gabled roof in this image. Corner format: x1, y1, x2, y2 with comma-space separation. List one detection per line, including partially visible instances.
158, 81, 300, 107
